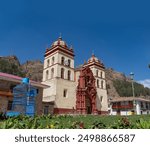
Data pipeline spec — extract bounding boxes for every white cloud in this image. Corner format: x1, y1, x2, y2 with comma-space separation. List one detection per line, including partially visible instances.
138, 79, 150, 88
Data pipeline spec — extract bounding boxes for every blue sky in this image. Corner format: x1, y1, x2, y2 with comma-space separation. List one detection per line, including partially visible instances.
0, 0, 150, 86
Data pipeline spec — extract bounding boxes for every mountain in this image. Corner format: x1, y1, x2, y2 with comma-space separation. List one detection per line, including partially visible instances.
106, 68, 150, 98
0, 55, 150, 98
22, 60, 43, 82
0, 55, 25, 77
0, 56, 43, 82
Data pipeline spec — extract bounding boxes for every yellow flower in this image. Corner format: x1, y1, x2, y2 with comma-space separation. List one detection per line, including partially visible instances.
50, 124, 55, 128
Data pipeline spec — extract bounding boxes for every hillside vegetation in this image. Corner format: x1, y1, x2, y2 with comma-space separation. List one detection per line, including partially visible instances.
0, 56, 25, 77
113, 79, 150, 97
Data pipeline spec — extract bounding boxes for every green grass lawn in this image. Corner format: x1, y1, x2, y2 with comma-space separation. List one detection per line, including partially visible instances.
0, 114, 150, 129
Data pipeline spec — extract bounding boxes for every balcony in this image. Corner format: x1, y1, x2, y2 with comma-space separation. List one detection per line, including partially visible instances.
112, 104, 133, 109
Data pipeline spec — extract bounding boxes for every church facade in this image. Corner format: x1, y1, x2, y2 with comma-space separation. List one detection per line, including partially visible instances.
42, 37, 108, 115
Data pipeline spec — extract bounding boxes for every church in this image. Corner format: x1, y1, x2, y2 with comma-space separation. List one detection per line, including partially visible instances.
42, 37, 108, 115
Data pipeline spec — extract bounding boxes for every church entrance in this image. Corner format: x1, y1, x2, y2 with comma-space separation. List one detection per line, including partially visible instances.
85, 96, 92, 114
76, 66, 97, 114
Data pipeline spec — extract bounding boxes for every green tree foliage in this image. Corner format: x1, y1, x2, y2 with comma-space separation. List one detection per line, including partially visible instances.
0, 59, 25, 77
113, 79, 150, 97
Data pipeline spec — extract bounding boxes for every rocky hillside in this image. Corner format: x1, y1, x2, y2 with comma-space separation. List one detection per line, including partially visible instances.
105, 68, 130, 98
106, 68, 150, 98
0, 56, 25, 77
0, 55, 150, 98
0, 56, 43, 82
22, 60, 43, 82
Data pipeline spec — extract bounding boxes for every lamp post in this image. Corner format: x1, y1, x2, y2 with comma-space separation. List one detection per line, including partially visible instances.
130, 72, 136, 114
130, 72, 135, 97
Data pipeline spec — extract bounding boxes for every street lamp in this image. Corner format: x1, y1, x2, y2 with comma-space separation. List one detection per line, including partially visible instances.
130, 72, 136, 114
130, 72, 135, 97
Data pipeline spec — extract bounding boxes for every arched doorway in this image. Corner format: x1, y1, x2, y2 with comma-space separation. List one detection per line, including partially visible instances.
76, 66, 97, 114
85, 96, 92, 114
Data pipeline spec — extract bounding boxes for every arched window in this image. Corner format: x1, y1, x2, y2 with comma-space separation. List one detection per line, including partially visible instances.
68, 70, 71, 80
97, 79, 99, 88
96, 70, 98, 77
52, 57, 55, 65
51, 68, 54, 78
101, 80, 104, 89
61, 68, 64, 79
61, 57, 65, 65
100, 71, 103, 78
46, 70, 49, 80
68, 59, 71, 67
47, 59, 50, 67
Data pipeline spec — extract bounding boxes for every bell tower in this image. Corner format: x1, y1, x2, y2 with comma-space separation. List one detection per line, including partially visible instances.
42, 37, 76, 114
83, 54, 108, 114
43, 37, 75, 81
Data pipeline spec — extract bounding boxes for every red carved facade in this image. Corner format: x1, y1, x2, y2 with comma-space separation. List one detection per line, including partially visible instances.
76, 66, 97, 114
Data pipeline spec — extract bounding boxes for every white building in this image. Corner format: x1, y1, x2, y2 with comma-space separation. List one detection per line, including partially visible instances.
110, 97, 150, 115
42, 37, 108, 114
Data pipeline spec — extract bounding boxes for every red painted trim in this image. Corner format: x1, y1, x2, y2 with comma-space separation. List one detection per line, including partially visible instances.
45, 50, 74, 59
97, 110, 109, 115
112, 104, 133, 109
45, 46, 75, 57
53, 108, 109, 115
86, 63, 105, 69
54, 108, 75, 114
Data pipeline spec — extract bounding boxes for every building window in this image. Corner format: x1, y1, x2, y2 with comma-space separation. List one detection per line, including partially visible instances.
141, 102, 144, 108
52, 57, 55, 65
97, 79, 99, 88
100, 96, 103, 102
47, 59, 50, 67
101, 80, 104, 89
51, 68, 54, 78
146, 102, 148, 109
63, 89, 67, 97
68, 70, 71, 80
68, 59, 71, 67
100, 72, 103, 78
61, 68, 65, 79
44, 106, 49, 115
61, 57, 65, 65
46, 70, 49, 80
96, 70, 98, 77
7, 100, 13, 110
